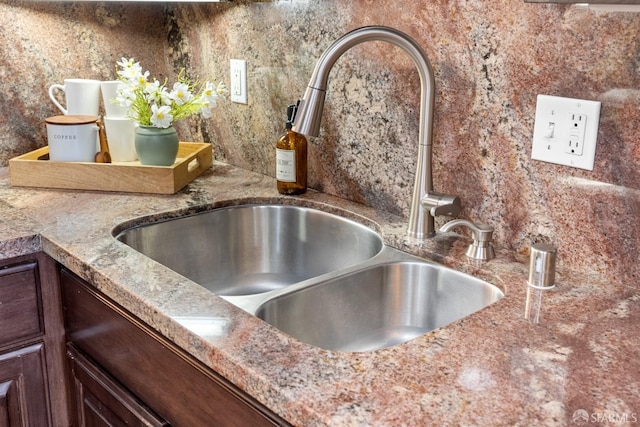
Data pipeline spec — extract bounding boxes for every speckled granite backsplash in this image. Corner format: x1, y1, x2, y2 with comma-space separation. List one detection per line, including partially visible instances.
0, 0, 638, 285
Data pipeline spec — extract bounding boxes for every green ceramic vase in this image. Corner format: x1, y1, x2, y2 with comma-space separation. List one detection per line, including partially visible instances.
135, 125, 179, 166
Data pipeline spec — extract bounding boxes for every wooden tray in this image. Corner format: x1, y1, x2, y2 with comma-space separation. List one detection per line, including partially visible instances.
9, 142, 213, 194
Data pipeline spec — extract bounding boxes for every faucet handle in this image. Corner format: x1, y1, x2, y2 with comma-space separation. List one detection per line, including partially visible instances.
440, 219, 496, 261
422, 192, 461, 217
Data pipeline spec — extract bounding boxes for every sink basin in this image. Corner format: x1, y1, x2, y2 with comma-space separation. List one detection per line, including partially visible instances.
256, 261, 504, 352
116, 203, 504, 352
115, 204, 384, 296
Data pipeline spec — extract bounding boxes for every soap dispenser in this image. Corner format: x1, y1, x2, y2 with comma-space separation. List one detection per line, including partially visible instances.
276, 102, 307, 195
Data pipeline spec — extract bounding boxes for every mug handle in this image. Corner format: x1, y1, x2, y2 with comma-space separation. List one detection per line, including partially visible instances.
48, 84, 67, 115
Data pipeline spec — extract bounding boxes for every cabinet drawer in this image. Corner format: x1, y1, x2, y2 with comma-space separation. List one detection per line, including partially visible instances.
0, 262, 43, 346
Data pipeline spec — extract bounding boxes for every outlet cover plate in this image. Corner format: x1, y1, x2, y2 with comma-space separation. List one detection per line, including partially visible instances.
230, 59, 247, 104
531, 94, 601, 170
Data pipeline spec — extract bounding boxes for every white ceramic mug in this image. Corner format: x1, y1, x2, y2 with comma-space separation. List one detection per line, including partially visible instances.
48, 79, 101, 116
46, 115, 100, 162
103, 117, 138, 162
101, 80, 128, 118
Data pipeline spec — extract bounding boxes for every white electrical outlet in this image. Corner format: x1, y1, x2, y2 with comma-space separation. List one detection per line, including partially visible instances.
531, 94, 601, 170
230, 59, 247, 104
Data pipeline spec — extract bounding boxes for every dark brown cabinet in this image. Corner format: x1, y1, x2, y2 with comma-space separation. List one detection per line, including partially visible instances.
61, 268, 289, 427
0, 254, 288, 426
0, 254, 70, 427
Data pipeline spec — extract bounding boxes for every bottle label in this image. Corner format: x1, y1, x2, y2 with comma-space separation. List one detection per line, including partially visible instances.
276, 148, 296, 182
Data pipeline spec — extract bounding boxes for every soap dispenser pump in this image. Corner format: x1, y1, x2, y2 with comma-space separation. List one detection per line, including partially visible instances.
276, 102, 307, 195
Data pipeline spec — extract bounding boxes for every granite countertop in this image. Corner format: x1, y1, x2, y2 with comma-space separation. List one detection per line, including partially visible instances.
0, 163, 638, 426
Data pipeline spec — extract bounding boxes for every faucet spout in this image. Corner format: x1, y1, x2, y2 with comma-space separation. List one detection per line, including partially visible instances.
293, 26, 458, 240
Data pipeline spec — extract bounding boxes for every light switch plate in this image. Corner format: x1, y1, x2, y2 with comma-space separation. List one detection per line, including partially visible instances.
230, 59, 247, 104
531, 94, 601, 170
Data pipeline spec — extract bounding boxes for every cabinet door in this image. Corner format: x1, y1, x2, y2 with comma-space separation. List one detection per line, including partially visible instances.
67, 345, 168, 427
0, 343, 50, 426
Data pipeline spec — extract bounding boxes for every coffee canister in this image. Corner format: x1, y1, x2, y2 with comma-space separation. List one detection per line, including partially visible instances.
45, 115, 99, 162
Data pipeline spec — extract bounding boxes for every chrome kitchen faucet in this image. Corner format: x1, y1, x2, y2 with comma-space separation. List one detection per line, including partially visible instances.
293, 26, 460, 240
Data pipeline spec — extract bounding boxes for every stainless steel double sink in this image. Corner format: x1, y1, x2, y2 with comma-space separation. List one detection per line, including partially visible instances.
115, 204, 504, 352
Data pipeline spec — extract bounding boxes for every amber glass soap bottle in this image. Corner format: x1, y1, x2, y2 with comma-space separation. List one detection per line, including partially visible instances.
276, 103, 307, 195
